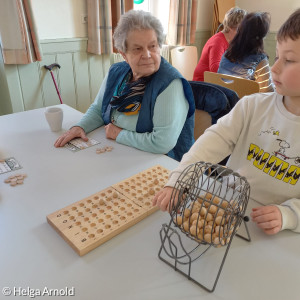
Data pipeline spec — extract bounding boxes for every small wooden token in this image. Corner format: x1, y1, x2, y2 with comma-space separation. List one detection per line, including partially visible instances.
4, 174, 27, 186
96, 148, 105, 154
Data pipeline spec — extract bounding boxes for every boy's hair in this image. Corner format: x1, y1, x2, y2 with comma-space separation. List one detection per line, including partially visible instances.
277, 8, 300, 42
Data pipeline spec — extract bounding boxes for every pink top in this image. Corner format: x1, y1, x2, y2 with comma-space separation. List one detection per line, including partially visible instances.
193, 32, 229, 81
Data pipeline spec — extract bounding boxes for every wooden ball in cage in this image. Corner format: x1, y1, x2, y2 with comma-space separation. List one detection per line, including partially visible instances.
170, 161, 250, 247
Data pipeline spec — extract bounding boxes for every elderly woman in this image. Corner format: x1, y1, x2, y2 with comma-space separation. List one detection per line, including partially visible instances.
55, 10, 195, 161
193, 7, 247, 81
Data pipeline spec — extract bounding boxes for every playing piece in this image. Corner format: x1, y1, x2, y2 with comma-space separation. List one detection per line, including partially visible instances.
96, 146, 114, 154
3, 173, 27, 186
47, 165, 169, 256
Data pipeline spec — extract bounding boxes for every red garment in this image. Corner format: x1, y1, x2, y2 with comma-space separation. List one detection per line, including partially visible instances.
193, 32, 228, 81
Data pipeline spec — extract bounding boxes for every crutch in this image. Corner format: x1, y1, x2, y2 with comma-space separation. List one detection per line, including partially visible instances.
44, 63, 63, 104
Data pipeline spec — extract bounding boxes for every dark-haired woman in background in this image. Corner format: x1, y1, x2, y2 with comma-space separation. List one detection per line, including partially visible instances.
193, 7, 247, 82
218, 12, 274, 93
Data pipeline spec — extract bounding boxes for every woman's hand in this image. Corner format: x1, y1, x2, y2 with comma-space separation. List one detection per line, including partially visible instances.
250, 205, 282, 235
105, 123, 122, 140
54, 126, 88, 147
152, 187, 179, 212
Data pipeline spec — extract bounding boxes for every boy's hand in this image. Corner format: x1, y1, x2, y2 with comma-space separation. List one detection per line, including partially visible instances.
152, 187, 178, 212
250, 206, 282, 235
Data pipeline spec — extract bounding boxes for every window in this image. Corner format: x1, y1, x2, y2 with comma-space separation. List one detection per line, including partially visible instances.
133, 0, 170, 35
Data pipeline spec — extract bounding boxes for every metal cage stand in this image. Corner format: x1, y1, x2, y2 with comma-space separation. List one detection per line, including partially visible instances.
158, 217, 250, 292
157, 162, 251, 292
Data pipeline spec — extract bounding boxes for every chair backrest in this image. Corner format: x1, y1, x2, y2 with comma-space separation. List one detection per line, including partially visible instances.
204, 71, 259, 98
171, 46, 198, 81
193, 109, 212, 140
189, 81, 238, 140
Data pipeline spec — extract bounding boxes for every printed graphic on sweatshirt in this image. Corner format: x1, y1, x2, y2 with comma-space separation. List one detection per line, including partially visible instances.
258, 127, 280, 136
247, 128, 300, 185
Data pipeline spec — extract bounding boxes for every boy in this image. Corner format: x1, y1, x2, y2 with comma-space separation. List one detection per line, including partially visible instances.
153, 8, 300, 235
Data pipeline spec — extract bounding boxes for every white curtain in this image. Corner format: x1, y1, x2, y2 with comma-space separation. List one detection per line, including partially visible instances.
87, 0, 133, 55
0, 0, 42, 64
166, 0, 198, 46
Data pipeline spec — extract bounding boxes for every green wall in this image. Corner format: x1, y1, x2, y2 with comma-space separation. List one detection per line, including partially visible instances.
0, 31, 277, 116
0, 38, 111, 115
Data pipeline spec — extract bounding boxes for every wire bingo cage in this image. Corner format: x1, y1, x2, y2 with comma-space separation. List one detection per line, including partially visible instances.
158, 161, 251, 292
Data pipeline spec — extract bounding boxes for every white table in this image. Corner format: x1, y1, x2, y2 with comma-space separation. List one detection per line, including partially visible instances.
0, 105, 299, 300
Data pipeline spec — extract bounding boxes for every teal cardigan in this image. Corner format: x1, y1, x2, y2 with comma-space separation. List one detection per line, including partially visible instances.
76, 57, 195, 161
102, 58, 195, 161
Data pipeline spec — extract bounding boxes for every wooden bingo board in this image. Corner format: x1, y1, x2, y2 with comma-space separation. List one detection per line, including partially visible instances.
47, 165, 169, 256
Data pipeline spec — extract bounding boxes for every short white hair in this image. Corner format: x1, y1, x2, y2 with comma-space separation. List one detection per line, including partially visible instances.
113, 10, 165, 52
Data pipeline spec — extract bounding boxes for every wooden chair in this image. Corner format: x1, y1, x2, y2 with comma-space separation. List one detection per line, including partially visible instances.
189, 81, 238, 165
193, 109, 212, 140
204, 71, 259, 99
189, 81, 238, 140
171, 46, 198, 81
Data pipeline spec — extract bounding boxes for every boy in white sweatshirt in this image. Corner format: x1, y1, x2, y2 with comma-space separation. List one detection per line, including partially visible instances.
153, 8, 300, 235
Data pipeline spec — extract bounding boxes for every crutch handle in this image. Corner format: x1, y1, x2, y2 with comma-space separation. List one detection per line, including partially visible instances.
44, 63, 63, 104
44, 63, 61, 71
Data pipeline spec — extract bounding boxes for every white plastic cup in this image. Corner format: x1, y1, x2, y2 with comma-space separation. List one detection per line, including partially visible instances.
45, 107, 63, 132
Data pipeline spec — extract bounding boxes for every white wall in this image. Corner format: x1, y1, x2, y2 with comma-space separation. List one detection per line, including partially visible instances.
196, 0, 299, 31
31, 0, 87, 39
237, 0, 299, 31
196, 0, 214, 31
31, 0, 214, 37
31, 0, 298, 38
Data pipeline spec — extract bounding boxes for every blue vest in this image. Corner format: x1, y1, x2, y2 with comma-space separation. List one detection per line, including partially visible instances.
102, 57, 195, 161
218, 53, 267, 80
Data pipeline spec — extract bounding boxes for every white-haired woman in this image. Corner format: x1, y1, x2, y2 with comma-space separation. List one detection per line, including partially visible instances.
55, 10, 195, 161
